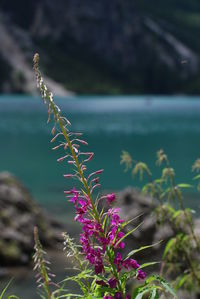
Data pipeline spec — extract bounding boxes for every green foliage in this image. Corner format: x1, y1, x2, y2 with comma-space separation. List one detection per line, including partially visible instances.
131, 275, 177, 299
0, 280, 20, 299
121, 149, 200, 293
120, 151, 133, 172
127, 241, 162, 260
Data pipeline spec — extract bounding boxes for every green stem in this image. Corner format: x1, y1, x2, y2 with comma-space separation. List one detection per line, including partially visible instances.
41, 264, 52, 299
106, 249, 125, 296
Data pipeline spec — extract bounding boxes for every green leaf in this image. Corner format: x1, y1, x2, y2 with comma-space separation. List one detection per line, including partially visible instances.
151, 275, 177, 298
131, 285, 162, 299
139, 262, 160, 270
175, 274, 188, 290
115, 222, 144, 247
172, 210, 181, 220
121, 269, 137, 288
56, 294, 82, 298
121, 213, 144, 228
99, 207, 105, 219
193, 174, 200, 180
160, 279, 177, 297
154, 178, 164, 184
127, 240, 162, 259
0, 280, 13, 299
131, 285, 150, 299
163, 238, 176, 258
102, 213, 108, 230
145, 275, 158, 284
177, 183, 193, 189
149, 289, 159, 299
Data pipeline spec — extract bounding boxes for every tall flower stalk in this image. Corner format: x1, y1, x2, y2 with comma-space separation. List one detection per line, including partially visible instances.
33, 54, 176, 299
33, 227, 56, 299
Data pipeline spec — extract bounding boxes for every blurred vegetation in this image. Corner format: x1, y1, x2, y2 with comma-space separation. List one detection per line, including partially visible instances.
121, 149, 200, 294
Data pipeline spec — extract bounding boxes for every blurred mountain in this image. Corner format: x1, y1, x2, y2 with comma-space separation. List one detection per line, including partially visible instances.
0, 0, 200, 94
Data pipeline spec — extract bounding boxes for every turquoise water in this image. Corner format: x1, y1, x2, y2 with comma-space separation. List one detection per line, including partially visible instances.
1, 95, 200, 215
1, 95, 200, 298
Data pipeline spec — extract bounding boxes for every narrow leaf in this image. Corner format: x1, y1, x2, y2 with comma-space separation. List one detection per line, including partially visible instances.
193, 174, 200, 180
163, 238, 176, 258
115, 222, 144, 247
127, 240, 162, 259
151, 275, 177, 298
177, 183, 193, 189
121, 213, 144, 228
139, 262, 160, 269
149, 289, 159, 299
0, 280, 12, 299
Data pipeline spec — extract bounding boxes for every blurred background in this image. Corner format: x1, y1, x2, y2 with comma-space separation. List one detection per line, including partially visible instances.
1, 0, 200, 94
0, 1, 200, 298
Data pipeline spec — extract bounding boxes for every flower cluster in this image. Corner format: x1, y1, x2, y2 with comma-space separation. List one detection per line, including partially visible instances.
67, 187, 146, 298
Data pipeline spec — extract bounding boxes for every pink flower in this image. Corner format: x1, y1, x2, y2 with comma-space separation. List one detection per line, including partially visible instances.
137, 269, 147, 280
113, 252, 123, 272
94, 262, 104, 274
106, 193, 116, 204
68, 188, 79, 204
108, 277, 117, 288
114, 292, 123, 299
123, 259, 140, 269
114, 231, 125, 249
108, 207, 120, 215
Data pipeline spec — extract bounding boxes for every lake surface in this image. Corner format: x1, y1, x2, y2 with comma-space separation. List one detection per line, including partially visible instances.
1, 95, 200, 211
1, 95, 200, 298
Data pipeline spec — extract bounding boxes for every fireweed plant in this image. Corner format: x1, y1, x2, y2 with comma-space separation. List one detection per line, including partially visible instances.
121, 150, 200, 293
32, 53, 176, 299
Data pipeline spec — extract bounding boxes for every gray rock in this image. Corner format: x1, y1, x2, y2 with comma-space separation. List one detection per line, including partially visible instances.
117, 187, 174, 261
0, 172, 63, 267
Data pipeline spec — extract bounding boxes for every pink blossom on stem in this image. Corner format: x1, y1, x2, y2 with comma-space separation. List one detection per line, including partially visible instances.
114, 292, 123, 299
106, 193, 116, 204
137, 269, 147, 280
108, 277, 117, 288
